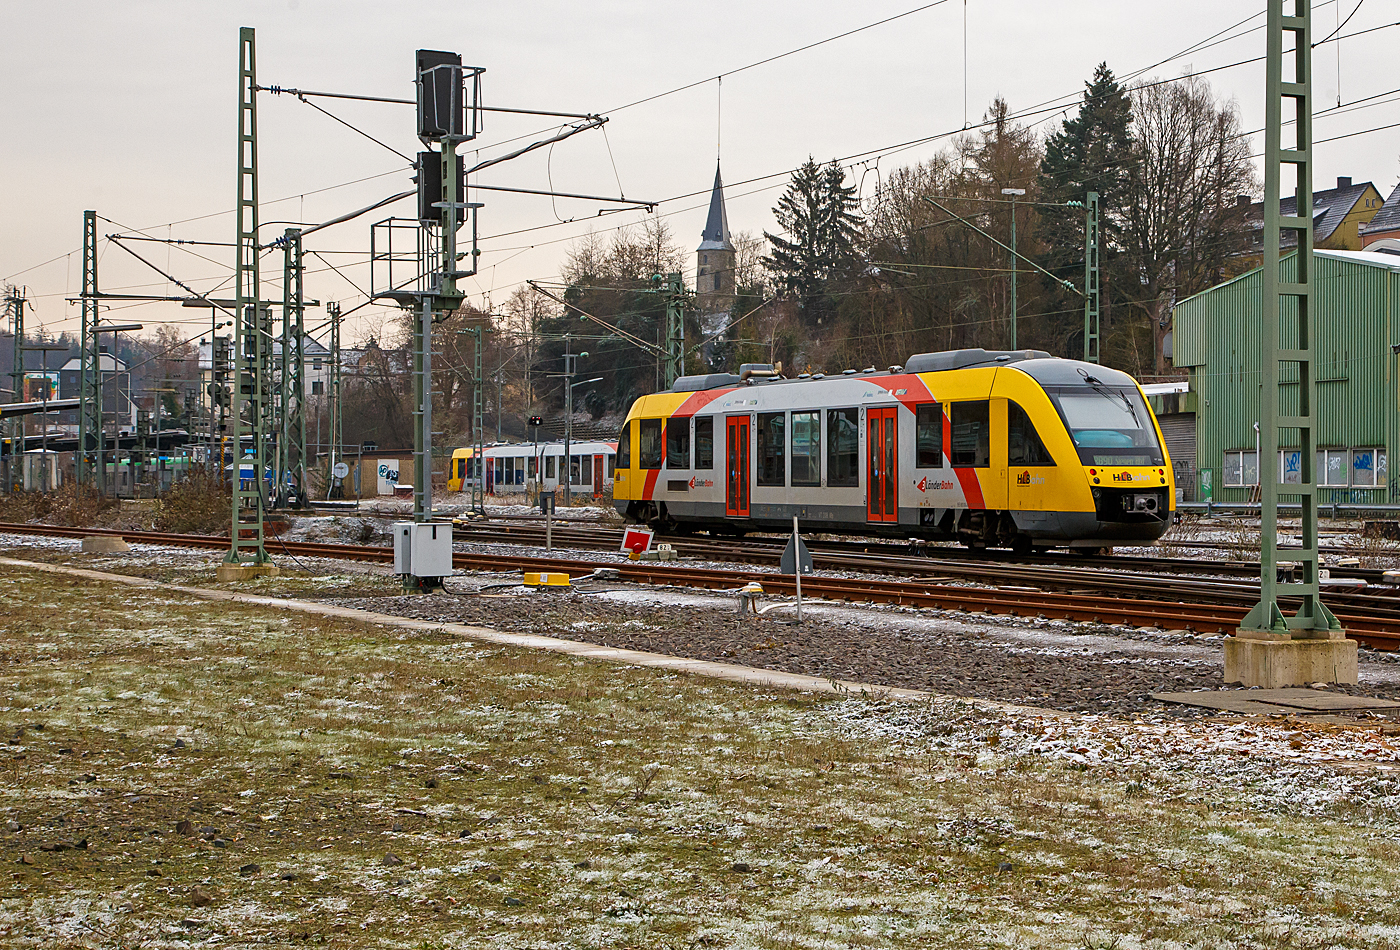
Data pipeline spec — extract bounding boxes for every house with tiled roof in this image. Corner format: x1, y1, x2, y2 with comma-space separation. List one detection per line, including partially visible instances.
1360, 182, 1400, 252
1242, 176, 1384, 254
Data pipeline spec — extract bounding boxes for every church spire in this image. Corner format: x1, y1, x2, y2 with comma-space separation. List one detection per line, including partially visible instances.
697, 161, 733, 252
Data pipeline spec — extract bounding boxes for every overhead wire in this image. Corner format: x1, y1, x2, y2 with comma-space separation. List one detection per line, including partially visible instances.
17, 3, 1399, 346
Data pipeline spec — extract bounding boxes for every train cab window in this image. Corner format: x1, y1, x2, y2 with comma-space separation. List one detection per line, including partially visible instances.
915, 403, 943, 468
827, 407, 859, 486
616, 422, 631, 468
695, 417, 714, 469
1008, 402, 1054, 466
791, 411, 821, 486
666, 417, 690, 469
638, 418, 663, 469
950, 401, 990, 467
757, 412, 786, 486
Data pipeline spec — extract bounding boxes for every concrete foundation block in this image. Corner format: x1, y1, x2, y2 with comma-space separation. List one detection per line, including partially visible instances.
1224, 632, 1358, 687
215, 562, 280, 583
80, 536, 131, 554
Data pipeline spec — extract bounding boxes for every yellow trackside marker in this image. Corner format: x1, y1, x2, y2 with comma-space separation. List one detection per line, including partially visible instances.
523, 572, 571, 587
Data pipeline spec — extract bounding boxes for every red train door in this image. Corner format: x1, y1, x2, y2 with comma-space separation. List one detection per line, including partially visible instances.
725, 415, 750, 517
592, 455, 603, 496
867, 407, 898, 522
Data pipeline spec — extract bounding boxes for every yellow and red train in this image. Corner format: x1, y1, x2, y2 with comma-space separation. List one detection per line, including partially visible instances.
612, 349, 1174, 552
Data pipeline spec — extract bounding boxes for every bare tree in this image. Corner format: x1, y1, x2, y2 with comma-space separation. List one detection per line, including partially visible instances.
1121, 75, 1258, 375
731, 229, 769, 294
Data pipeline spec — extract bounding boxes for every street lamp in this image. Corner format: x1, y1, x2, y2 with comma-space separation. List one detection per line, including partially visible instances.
562, 354, 601, 507
145, 387, 178, 494
21, 343, 66, 491
93, 322, 143, 496
1000, 188, 1026, 351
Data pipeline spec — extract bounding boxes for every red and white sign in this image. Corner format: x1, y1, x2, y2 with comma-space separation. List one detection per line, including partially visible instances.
620, 526, 654, 555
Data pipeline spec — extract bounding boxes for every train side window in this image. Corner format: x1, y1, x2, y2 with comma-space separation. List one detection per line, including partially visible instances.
827, 407, 859, 486
666, 417, 690, 468
791, 411, 821, 486
527, 456, 537, 479
950, 401, 990, 467
638, 418, 663, 469
915, 403, 943, 468
616, 422, 631, 468
757, 412, 786, 486
607, 455, 615, 478
546, 455, 557, 479
579, 456, 592, 485
695, 417, 714, 469
1008, 402, 1054, 465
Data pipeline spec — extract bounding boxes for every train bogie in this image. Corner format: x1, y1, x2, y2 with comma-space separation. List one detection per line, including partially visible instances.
613, 350, 1174, 551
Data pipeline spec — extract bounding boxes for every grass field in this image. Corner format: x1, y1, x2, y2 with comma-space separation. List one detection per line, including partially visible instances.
3, 560, 1400, 948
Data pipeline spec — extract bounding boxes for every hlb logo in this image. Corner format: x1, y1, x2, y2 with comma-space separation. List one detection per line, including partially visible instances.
1111, 471, 1147, 483
1016, 470, 1046, 486
688, 476, 714, 489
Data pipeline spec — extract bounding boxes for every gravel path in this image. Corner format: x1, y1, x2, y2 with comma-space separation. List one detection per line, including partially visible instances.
325, 585, 1284, 718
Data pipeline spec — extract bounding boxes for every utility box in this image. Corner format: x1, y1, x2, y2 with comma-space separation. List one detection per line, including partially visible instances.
394, 521, 454, 579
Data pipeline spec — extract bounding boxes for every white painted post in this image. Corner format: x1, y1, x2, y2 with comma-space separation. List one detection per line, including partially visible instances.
793, 514, 802, 622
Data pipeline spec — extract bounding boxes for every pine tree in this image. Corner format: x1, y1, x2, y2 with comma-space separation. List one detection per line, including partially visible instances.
1037, 63, 1134, 270
1034, 63, 1134, 361
764, 158, 862, 324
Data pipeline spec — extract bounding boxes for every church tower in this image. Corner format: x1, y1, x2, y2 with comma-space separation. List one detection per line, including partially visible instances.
695, 162, 735, 307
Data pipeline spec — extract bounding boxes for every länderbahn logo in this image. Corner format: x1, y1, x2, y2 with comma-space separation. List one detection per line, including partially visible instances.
915, 477, 955, 492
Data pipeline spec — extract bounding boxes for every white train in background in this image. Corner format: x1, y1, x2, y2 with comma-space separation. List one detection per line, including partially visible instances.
446, 440, 617, 496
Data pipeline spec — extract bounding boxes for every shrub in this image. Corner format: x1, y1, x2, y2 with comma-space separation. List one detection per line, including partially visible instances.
0, 484, 117, 527
155, 471, 233, 535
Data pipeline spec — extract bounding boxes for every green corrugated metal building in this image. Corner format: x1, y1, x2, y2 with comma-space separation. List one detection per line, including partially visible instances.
1172, 249, 1400, 504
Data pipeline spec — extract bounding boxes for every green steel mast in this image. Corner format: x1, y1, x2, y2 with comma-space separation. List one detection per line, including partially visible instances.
1238, 0, 1338, 636
224, 26, 270, 567
79, 210, 103, 493
1083, 191, 1100, 364
279, 227, 306, 507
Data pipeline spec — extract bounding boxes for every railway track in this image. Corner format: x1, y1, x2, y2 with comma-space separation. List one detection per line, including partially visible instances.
448, 519, 1397, 585
2, 520, 1398, 649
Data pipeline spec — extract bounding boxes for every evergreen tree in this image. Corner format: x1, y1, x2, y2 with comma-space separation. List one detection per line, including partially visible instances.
764, 158, 863, 325
1038, 62, 1133, 257
1035, 63, 1134, 360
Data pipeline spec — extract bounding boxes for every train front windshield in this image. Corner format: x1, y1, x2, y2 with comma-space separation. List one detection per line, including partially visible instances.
1050, 387, 1165, 466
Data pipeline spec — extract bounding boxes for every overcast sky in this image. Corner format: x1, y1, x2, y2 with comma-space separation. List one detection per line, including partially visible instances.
3, 0, 1397, 350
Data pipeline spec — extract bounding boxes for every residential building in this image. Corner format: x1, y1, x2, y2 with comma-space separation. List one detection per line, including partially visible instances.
1359, 181, 1400, 251
1242, 177, 1384, 254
